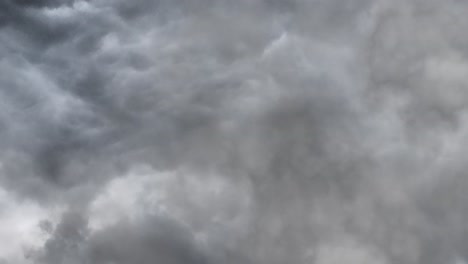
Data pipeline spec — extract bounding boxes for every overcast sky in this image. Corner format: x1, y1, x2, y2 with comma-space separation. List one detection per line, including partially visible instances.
1, 0, 468, 263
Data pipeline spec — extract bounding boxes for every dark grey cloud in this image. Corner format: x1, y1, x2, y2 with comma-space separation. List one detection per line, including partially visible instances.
33, 210, 216, 264
1, 0, 468, 263
12, 0, 75, 8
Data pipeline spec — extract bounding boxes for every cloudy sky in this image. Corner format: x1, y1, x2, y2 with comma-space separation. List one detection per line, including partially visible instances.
1, 0, 468, 263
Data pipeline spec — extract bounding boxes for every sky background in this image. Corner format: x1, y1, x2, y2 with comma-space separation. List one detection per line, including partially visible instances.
1, 0, 468, 263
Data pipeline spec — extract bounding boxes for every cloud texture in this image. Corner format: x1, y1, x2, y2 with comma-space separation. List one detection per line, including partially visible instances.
1, 0, 468, 263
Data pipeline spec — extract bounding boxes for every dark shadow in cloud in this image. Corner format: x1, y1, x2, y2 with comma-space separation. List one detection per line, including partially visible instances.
11, 0, 75, 8
36, 211, 218, 264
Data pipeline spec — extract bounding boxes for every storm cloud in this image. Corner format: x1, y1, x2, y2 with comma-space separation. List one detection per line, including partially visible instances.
1, 0, 468, 263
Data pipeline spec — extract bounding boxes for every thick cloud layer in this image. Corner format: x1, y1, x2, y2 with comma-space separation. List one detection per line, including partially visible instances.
1, 0, 468, 263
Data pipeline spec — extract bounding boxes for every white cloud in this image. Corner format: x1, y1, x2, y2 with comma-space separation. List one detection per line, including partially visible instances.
0, 188, 60, 263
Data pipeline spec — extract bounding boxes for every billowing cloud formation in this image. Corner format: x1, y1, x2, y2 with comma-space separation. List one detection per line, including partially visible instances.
1, 0, 468, 263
